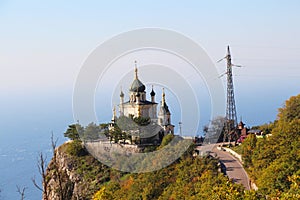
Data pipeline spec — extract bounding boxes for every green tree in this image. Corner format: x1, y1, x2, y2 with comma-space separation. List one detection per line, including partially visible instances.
92, 155, 249, 200
278, 94, 300, 122
241, 133, 257, 168
100, 123, 109, 137
159, 133, 174, 148
64, 124, 83, 141
66, 140, 85, 156
83, 122, 102, 141
109, 125, 123, 143
280, 172, 300, 199
239, 94, 300, 197
133, 116, 151, 126
116, 116, 138, 133
253, 121, 276, 136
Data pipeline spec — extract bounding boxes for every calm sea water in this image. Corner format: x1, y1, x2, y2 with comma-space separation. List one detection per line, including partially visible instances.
0, 92, 72, 200
0, 131, 65, 199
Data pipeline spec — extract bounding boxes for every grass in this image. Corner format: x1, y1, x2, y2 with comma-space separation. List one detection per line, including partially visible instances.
231, 144, 243, 155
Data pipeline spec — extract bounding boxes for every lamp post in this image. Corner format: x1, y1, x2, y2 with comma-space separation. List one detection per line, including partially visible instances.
179, 122, 182, 136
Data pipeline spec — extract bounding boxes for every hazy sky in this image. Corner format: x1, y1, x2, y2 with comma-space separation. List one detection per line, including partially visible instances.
1, 0, 300, 130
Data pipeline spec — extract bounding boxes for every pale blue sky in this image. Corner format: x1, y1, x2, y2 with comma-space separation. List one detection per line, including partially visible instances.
0, 0, 300, 127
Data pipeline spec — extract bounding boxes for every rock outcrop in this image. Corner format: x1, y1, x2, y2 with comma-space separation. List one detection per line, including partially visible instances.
43, 141, 113, 200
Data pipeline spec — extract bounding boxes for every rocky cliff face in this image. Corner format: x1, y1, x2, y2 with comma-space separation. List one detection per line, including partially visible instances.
44, 141, 155, 199
44, 141, 114, 200
45, 146, 78, 199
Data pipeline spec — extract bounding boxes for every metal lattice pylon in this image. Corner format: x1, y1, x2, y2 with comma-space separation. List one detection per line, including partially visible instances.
219, 46, 239, 142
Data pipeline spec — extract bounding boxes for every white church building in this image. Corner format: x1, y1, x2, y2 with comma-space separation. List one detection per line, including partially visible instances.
110, 62, 174, 144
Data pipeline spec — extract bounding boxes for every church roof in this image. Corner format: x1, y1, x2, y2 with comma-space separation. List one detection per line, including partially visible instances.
150, 86, 156, 96
160, 102, 170, 114
238, 121, 245, 126
130, 79, 145, 92
130, 63, 146, 92
160, 88, 170, 114
120, 90, 124, 97
122, 100, 157, 105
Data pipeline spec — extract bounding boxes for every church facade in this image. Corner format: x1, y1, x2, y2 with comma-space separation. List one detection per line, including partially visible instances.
110, 62, 174, 144
119, 66, 158, 123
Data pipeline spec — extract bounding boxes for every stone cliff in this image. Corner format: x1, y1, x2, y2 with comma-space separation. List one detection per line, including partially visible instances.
43, 141, 116, 200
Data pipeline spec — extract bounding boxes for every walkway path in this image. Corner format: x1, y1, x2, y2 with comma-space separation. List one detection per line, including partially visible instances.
212, 145, 250, 190
196, 144, 250, 190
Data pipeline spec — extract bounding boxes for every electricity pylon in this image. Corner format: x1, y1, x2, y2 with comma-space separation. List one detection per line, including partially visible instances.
218, 46, 241, 142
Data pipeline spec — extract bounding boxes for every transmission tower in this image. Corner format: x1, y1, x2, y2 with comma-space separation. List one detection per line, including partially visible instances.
218, 46, 240, 142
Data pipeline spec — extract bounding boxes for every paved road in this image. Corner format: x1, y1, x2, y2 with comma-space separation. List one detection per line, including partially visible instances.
196, 144, 250, 190
212, 146, 250, 190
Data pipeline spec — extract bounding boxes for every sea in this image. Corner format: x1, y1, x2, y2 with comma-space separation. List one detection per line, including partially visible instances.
0, 91, 73, 200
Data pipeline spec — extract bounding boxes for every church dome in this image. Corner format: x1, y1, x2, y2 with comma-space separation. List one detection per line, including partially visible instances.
150, 86, 155, 96
120, 90, 124, 97
130, 63, 145, 92
130, 79, 145, 92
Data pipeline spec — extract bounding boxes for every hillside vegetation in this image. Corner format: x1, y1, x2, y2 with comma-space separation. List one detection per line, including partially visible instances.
50, 136, 254, 200
239, 94, 300, 199
46, 94, 300, 199
92, 145, 250, 200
